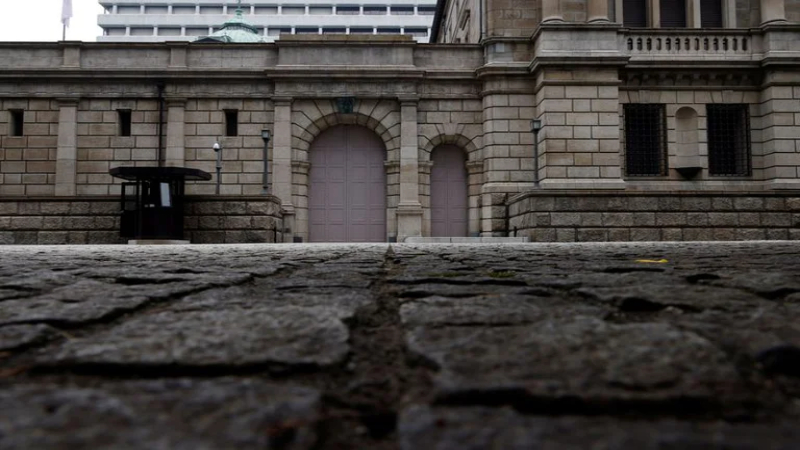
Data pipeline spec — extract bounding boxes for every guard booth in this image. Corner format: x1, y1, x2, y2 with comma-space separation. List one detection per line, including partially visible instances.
109, 167, 211, 241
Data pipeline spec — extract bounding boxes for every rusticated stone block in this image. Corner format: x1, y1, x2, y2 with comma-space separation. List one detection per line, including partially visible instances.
14, 231, 38, 244
9, 217, 43, 230
556, 228, 576, 242
738, 213, 761, 227
764, 198, 786, 210
243, 230, 271, 243
686, 213, 709, 226
661, 228, 683, 241
580, 213, 602, 226
0, 203, 19, 215
535, 213, 550, 226
789, 229, 800, 240
224, 216, 252, 230
712, 198, 734, 211
193, 202, 224, 215
657, 197, 681, 211
69, 202, 92, 215
18, 203, 41, 215
681, 197, 712, 211
94, 217, 117, 230
246, 201, 278, 216
87, 231, 121, 244
633, 213, 655, 226
198, 216, 221, 230
762, 213, 792, 227
607, 228, 629, 241
531, 197, 554, 211
224, 230, 246, 243
787, 198, 800, 211
766, 229, 789, 240
628, 197, 659, 211
655, 213, 686, 226
37, 232, 68, 245
0, 232, 14, 245
41, 217, 63, 230
734, 197, 764, 211
68, 232, 88, 244
553, 197, 579, 211
736, 229, 766, 240
684, 228, 713, 241
603, 213, 633, 227
90, 202, 119, 214
630, 228, 660, 241
533, 228, 556, 242
577, 228, 607, 242
551, 213, 581, 226
708, 213, 738, 226
39, 202, 71, 215
63, 217, 95, 230
191, 231, 225, 244
712, 228, 736, 241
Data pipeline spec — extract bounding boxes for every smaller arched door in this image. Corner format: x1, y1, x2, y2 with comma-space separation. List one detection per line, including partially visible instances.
430, 145, 468, 237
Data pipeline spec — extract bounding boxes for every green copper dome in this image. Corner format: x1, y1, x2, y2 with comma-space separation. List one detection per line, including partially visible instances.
195, 3, 264, 43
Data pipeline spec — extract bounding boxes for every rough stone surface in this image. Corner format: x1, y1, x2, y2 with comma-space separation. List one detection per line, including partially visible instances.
1, 242, 800, 448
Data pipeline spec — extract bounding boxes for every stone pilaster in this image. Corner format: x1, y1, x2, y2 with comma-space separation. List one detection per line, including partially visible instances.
272, 98, 295, 240
55, 98, 79, 197
165, 98, 186, 167
587, 0, 610, 22
542, 0, 563, 22
760, 0, 786, 24
397, 97, 423, 241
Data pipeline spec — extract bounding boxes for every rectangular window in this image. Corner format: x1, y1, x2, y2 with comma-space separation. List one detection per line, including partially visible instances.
225, 110, 238, 137
700, 0, 723, 27
118, 110, 132, 137
623, 0, 647, 27
624, 104, 667, 176
9, 110, 23, 137
707, 104, 751, 176
363, 6, 387, 15
336, 6, 360, 14
418, 6, 436, 15
660, 0, 687, 27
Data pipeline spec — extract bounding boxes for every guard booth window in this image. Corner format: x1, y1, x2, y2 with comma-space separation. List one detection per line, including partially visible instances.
624, 104, 668, 176
707, 104, 751, 176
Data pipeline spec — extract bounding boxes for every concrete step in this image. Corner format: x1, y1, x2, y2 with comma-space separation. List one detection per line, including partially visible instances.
403, 236, 530, 243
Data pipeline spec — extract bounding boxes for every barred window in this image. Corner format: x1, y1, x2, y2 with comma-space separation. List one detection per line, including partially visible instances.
707, 104, 751, 176
624, 104, 667, 176
225, 110, 238, 137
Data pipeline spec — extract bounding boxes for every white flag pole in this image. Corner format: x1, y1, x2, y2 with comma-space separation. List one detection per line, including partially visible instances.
61, 0, 73, 41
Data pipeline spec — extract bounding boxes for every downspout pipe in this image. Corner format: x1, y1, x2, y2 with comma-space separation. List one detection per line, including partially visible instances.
429, 0, 447, 43
156, 81, 165, 167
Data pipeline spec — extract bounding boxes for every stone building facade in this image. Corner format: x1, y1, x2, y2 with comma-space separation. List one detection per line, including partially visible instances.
1, 0, 799, 243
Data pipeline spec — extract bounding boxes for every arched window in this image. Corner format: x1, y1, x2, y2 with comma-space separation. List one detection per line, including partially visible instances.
660, 0, 687, 27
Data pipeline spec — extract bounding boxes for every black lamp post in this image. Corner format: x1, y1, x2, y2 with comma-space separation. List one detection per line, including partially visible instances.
261, 129, 271, 195
213, 141, 222, 195
530, 119, 542, 186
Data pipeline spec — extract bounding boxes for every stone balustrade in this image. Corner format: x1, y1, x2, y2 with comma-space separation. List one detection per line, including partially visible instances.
621, 30, 757, 62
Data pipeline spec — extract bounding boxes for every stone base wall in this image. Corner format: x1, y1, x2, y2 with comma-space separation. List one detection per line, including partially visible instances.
0, 196, 283, 245
508, 192, 800, 242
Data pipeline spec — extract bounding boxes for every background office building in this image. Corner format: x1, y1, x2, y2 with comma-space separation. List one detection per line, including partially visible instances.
97, 0, 438, 42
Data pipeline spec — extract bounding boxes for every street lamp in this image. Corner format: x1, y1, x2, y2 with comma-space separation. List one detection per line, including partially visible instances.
261, 129, 271, 195
213, 141, 222, 195
530, 119, 542, 186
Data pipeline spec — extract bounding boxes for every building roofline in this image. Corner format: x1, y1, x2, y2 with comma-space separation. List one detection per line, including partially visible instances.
429, 0, 447, 43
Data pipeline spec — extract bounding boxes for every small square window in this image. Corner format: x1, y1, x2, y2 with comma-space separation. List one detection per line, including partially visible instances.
9, 110, 24, 137
225, 110, 238, 137
118, 110, 132, 137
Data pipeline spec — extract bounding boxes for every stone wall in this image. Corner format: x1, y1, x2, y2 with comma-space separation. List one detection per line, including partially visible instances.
0, 196, 283, 245
0, 99, 58, 196
787, 0, 800, 22
508, 192, 800, 241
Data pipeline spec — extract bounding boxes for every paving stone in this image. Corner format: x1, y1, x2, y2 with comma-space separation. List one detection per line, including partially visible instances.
0, 324, 59, 351
48, 307, 350, 368
0, 379, 320, 450
398, 405, 800, 450
406, 317, 758, 409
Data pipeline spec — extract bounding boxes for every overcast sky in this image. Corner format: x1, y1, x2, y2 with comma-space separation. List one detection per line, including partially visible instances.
0, 0, 103, 42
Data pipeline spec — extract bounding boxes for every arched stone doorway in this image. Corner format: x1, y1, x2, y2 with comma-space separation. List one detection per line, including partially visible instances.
308, 125, 386, 242
430, 145, 468, 237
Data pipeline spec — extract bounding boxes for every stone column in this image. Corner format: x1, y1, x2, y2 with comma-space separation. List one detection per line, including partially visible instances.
542, 0, 563, 22
587, 0, 610, 22
55, 98, 79, 197
165, 98, 186, 167
272, 98, 295, 240
396, 97, 423, 241
760, 0, 787, 24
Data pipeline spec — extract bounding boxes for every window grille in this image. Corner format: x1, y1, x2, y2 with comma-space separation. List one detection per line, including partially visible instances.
624, 104, 667, 176
707, 104, 751, 176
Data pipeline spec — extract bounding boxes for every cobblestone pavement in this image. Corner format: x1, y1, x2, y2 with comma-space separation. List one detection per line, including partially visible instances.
1, 242, 800, 449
